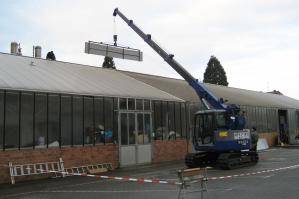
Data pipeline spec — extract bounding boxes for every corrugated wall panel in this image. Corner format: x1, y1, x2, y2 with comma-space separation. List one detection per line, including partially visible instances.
288, 109, 297, 144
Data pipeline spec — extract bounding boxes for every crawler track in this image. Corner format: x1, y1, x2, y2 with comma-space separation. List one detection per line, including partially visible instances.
185, 151, 259, 169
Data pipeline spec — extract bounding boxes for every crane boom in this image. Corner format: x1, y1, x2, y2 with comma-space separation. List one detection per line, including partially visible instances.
113, 8, 258, 170
113, 8, 225, 110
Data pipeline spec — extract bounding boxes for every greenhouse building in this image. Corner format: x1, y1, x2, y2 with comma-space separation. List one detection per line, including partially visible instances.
0, 52, 298, 184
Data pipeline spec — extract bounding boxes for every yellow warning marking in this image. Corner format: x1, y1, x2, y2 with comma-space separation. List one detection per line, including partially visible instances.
219, 131, 228, 137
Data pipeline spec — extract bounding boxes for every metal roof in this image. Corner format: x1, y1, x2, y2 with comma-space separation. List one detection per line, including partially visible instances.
122, 71, 299, 109
0, 53, 183, 102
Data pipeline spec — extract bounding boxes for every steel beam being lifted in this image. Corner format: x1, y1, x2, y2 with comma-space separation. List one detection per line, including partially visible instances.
85, 41, 143, 62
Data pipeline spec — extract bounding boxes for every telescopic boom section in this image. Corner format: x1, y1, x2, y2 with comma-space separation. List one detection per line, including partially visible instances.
113, 8, 225, 110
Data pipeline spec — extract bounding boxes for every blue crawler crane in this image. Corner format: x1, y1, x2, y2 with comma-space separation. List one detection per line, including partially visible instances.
113, 8, 258, 169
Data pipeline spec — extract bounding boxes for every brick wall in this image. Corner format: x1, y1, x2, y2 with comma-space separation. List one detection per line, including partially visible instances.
0, 144, 118, 184
152, 139, 189, 163
151, 133, 279, 164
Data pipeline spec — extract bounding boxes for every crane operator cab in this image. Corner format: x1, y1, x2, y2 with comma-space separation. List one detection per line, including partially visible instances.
187, 109, 259, 169
193, 109, 252, 151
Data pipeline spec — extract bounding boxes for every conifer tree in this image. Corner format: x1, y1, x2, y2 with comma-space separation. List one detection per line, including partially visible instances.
102, 56, 116, 69
203, 56, 228, 86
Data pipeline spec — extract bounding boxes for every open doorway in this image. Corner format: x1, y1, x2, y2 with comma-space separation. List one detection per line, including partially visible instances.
118, 112, 152, 167
278, 110, 288, 144
295, 111, 299, 143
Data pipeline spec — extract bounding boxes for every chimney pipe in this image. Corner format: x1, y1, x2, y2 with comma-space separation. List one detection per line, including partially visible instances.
10, 42, 18, 54
34, 46, 42, 58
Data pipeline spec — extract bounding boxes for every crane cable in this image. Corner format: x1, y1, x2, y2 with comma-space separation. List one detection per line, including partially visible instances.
113, 16, 118, 46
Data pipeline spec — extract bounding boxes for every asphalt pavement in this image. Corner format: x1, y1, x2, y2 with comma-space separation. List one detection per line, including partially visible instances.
1, 148, 299, 199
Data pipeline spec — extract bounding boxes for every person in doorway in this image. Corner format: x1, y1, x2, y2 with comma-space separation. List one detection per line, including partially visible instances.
46, 51, 56, 60
279, 123, 287, 146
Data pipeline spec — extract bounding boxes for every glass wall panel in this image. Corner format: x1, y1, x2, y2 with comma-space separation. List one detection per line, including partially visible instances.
128, 98, 135, 110
113, 98, 118, 143
84, 97, 94, 145
162, 101, 168, 140
144, 114, 151, 144
20, 93, 34, 148
272, 109, 276, 131
246, 106, 251, 129
249, 106, 255, 129
94, 97, 104, 144
104, 98, 113, 143
175, 102, 181, 138
113, 98, 118, 110
35, 94, 47, 148
5, 92, 19, 149
73, 96, 83, 145
121, 113, 128, 145
273, 109, 278, 131
186, 103, 190, 139
144, 100, 150, 110
253, 106, 258, 129
260, 107, 264, 131
168, 102, 175, 140
128, 113, 135, 144
272, 109, 278, 131
119, 98, 127, 110
181, 103, 187, 138
48, 95, 60, 147
261, 108, 265, 131
268, 109, 272, 131
0, 91, 3, 149
257, 107, 263, 131
151, 101, 155, 139
61, 96, 72, 146
250, 106, 257, 130
137, 113, 144, 144
154, 101, 162, 140
265, 108, 270, 132
189, 102, 200, 139
136, 99, 143, 110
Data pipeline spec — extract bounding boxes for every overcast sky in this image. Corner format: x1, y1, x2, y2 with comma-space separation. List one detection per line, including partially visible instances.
1, 0, 298, 100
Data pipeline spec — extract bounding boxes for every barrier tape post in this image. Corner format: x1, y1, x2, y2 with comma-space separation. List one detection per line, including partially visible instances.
177, 168, 208, 199
59, 158, 66, 178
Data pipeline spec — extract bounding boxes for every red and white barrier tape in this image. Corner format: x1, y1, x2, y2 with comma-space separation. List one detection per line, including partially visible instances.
207, 164, 299, 180
39, 164, 299, 185
39, 169, 182, 185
